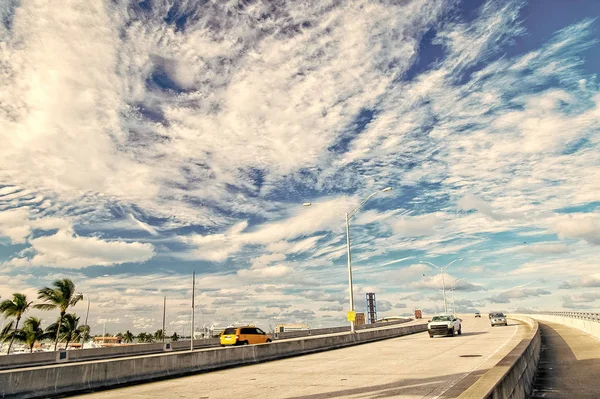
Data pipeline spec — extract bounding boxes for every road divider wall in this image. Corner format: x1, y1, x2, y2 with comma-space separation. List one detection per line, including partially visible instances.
273, 318, 410, 339
527, 313, 600, 341
0, 339, 220, 370
0, 322, 426, 398
1, 318, 413, 370
458, 316, 541, 399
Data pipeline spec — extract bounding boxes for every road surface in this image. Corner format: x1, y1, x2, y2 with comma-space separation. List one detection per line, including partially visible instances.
74, 317, 527, 399
531, 321, 600, 398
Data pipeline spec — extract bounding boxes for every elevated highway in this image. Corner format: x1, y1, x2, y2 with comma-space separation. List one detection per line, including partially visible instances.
74, 317, 528, 399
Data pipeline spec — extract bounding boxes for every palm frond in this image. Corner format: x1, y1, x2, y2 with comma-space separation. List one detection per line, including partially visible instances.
33, 303, 58, 311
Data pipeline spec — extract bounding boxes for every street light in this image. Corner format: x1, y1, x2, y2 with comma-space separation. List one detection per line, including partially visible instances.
419, 258, 463, 314
81, 294, 91, 349
304, 187, 392, 333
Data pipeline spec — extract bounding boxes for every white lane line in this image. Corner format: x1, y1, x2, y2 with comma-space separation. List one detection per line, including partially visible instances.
429, 322, 521, 399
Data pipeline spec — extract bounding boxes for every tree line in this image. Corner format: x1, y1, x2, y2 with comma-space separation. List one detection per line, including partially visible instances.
0, 278, 85, 353
1, 278, 182, 354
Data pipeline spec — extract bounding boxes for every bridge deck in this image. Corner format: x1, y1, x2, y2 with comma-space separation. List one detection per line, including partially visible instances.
74, 317, 527, 399
531, 321, 600, 398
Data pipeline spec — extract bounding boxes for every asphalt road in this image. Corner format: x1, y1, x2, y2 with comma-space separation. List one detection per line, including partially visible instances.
73, 317, 527, 399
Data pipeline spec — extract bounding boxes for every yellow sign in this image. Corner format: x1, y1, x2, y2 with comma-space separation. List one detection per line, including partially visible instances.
347, 311, 356, 322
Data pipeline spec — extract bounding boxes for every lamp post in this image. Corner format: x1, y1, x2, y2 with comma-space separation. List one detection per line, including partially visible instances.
81, 294, 91, 349
304, 187, 392, 333
419, 258, 464, 314
190, 270, 195, 351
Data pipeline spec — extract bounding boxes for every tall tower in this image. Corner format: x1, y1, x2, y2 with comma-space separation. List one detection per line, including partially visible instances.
366, 292, 377, 324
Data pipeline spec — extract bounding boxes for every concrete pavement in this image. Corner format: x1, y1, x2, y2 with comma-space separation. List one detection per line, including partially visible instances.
74, 317, 527, 399
531, 321, 600, 398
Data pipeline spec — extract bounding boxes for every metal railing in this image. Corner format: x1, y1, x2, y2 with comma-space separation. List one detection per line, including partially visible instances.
543, 311, 600, 322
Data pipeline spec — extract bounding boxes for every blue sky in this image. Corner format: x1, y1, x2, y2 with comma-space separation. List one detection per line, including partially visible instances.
0, 0, 599, 334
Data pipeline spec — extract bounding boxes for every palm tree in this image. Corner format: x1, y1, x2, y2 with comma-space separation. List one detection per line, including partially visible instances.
123, 330, 134, 343
170, 332, 179, 342
11, 317, 48, 353
46, 313, 82, 349
1, 321, 14, 343
154, 329, 164, 341
35, 279, 83, 350
0, 293, 33, 354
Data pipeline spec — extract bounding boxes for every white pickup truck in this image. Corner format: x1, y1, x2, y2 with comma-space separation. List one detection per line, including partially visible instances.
428, 314, 462, 337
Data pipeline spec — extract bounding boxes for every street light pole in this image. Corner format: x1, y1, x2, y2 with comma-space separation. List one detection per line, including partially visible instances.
345, 212, 355, 333
190, 270, 195, 351
81, 295, 91, 349
420, 259, 464, 314
304, 187, 392, 334
162, 296, 166, 343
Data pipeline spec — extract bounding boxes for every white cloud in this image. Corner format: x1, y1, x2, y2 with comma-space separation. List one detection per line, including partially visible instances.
7, 230, 155, 269
237, 265, 294, 280
393, 214, 439, 237
551, 214, 600, 245
0, 208, 71, 244
377, 300, 393, 312
488, 287, 551, 304
411, 273, 485, 292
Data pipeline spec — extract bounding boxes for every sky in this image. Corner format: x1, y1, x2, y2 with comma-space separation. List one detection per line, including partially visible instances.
0, 0, 599, 335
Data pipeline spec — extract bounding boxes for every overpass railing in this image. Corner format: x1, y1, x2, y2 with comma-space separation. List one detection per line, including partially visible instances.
536, 311, 600, 322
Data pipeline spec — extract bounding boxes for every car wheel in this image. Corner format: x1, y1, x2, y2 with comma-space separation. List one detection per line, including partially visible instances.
266, 339, 272, 343
457, 327, 462, 335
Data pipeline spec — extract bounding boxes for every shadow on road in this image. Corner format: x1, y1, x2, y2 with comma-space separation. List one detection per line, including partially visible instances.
459, 332, 488, 337
531, 322, 600, 399
286, 369, 489, 399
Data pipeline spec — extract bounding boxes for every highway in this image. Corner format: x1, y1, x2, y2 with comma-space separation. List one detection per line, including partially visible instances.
74, 317, 528, 399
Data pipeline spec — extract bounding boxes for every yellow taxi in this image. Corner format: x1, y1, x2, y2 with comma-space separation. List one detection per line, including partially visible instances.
219, 326, 272, 346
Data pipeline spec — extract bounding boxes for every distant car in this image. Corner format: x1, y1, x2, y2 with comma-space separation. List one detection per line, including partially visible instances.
475, 312, 481, 318
490, 312, 507, 327
428, 314, 462, 337
220, 326, 272, 346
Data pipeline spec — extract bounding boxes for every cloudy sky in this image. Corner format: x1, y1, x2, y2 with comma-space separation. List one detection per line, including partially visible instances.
1, 0, 599, 334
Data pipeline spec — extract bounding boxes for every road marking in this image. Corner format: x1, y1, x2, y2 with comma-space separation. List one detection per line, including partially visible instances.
429, 322, 520, 399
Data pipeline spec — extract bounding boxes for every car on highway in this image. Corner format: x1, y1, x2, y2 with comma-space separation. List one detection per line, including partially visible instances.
475, 312, 481, 318
220, 326, 272, 346
427, 314, 462, 337
490, 312, 507, 327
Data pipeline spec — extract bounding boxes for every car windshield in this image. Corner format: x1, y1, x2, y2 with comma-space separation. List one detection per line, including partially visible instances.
432, 316, 452, 322
223, 328, 237, 335
492, 313, 505, 317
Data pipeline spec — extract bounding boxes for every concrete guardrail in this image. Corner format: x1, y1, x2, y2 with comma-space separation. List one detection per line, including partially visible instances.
0, 339, 220, 370
457, 316, 541, 399
0, 319, 412, 371
527, 312, 600, 341
0, 322, 427, 398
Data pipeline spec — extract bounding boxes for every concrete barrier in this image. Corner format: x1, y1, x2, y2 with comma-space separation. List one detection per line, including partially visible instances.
527, 314, 600, 341
0, 322, 426, 398
0, 319, 412, 370
0, 339, 220, 370
458, 316, 541, 399
273, 318, 410, 339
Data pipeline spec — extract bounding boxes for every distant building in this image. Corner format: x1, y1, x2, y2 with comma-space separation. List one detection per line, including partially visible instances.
93, 336, 122, 346
276, 323, 310, 333
355, 312, 366, 326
